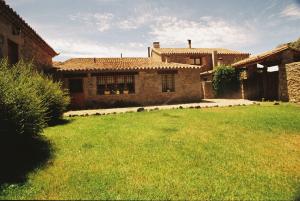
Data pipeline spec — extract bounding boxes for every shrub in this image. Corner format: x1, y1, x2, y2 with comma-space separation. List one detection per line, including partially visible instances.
33, 73, 70, 124
278, 37, 300, 50
212, 65, 240, 97
289, 37, 300, 50
0, 60, 46, 136
0, 59, 70, 136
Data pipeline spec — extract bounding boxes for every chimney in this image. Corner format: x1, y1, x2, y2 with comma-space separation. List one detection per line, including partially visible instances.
93, 58, 96, 63
121, 53, 123, 58
212, 50, 218, 69
153, 42, 160, 48
148, 47, 151, 57
188, 39, 192, 48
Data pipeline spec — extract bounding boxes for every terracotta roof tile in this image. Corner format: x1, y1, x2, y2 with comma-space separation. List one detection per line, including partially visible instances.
152, 48, 249, 55
0, 1, 58, 57
54, 58, 202, 72
232, 45, 296, 67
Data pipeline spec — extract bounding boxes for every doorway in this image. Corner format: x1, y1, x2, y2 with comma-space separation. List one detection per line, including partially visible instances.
244, 69, 279, 101
69, 78, 85, 108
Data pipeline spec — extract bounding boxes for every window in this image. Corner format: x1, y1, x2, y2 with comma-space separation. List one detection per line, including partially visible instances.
7, 39, 19, 65
69, 79, 83, 93
162, 74, 175, 92
189, 58, 201, 65
97, 74, 135, 95
0, 35, 4, 59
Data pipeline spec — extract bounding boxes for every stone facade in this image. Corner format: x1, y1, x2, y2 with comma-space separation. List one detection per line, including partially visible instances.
151, 46, 249, 100
284, 62, 300, 103
278, 50, 296, 101
0, 1, 56, 70
152, 53, 248, 73
63, 69, 203, 108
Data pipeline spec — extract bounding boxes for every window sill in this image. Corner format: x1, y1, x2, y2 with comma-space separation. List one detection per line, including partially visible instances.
97, 93, 136, 96
162, 91, 176, 93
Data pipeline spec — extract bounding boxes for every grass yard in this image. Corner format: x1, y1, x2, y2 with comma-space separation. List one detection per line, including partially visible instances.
0, 103, 300, 200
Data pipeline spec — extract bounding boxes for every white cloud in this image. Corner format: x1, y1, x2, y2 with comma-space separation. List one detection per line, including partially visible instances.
281, 4, 300, 19
50, 39, 148, 61
118, 13, 152, 30
69, 12, 114, 32
149, 16, 254, 48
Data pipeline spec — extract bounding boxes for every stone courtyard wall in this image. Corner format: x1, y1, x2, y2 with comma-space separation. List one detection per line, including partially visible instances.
285, 62, 300, 103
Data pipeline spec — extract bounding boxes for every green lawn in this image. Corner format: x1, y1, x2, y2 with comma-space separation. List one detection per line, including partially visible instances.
1, 103, 300, 200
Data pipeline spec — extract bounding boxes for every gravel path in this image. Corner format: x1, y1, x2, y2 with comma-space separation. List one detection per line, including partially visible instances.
64, 99, 255, 117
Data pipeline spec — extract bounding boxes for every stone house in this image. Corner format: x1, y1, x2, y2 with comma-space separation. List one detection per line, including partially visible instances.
0, 0, 57, 70
54, 41, 251, 108
232, 45, 300, 102
54, 58, 203, 108
150, 41, 250, 98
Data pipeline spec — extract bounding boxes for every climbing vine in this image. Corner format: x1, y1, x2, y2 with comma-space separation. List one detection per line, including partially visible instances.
212, 65, 240, 97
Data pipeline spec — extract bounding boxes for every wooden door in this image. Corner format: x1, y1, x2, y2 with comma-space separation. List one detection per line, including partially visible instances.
69, 78, 85, 109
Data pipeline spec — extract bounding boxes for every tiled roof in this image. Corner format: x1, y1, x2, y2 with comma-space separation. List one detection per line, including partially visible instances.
0, 1, 58, 57
152, 48, 249, 55
232, 45, 295, 67
54, 58, 202, 72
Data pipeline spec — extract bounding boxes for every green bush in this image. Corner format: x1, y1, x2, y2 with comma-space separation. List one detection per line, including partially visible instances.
289, 37, 300, 50
0, 59, 70, 136
278, 37, 300, 50
33, 73, 70, 124
212, 65, 240, 97
0, 60, 46, 136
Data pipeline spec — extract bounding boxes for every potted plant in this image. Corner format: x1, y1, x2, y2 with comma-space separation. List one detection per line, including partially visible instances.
104, 90, 110, 95
124, 88, 129, 94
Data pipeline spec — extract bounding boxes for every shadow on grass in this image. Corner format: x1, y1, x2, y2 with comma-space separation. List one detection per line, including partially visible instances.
295, 188, 300, 201
0, 133, 53, 189
48, 118, 73, 127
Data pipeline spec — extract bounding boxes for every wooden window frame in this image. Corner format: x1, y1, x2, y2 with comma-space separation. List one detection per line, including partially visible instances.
97, 74, 135, 95
189, 57, 202, 65
161, 73, 175, 93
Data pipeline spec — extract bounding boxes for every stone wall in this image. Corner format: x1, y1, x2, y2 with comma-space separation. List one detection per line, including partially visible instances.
0, 13, 53, 70
152, 52, 249, 73
218, 54, 249, 67
64, 69, 204, 108
278, 50, 296, 101
21, 35, 53, 70
201, 81, 215, 99
165, 54, 213, 72
285, 62, 300, 103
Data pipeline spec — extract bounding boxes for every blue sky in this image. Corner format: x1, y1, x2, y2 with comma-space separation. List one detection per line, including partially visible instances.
6, 0, 300, 61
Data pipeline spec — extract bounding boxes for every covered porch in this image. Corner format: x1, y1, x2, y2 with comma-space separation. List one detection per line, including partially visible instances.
233, 45, 300, 101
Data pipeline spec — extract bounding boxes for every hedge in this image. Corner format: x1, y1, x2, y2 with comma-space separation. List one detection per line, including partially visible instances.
0, 59, 70, 136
